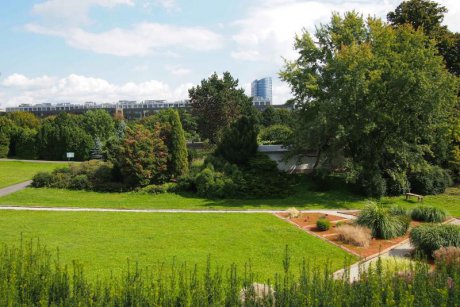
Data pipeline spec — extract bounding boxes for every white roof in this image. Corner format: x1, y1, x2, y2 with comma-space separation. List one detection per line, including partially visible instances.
258, 145, 289, 153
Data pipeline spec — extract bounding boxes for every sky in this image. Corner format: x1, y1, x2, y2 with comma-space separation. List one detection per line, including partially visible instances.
0, 0, 459, 108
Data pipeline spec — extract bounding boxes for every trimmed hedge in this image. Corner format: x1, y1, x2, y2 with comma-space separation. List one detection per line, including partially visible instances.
411, 206, 448, 223
410, 224, 460, 256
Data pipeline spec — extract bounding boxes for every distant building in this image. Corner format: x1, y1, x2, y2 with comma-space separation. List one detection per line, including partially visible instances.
251, 77, 272, 107
5, 100, 190, 119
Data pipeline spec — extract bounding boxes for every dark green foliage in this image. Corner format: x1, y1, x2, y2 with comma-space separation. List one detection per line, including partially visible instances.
411, 206, 448, 222
31, 161, 124, 192
1, 241, 459, 306
316, 218, 331, 231
178, 109, 200, 141
215, 116, 259, 166
388, 205, 408, 216
357, 203, 410, 239
0, 132, 9, 158
37, 113, 93, 161
259, 124, 293, 145
410, 223, 460, 256
14, 128, 37, 159
189, 72, 253, 143
409, 165, 452, 195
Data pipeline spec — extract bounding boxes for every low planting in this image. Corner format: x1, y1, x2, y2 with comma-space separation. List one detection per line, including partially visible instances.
336, 224, 372, 248
434, 247, 460, 268
356, 203, 410, 239
410, 224, 460, 256
316, 218, 331, 231
0, 242, 458, 306
411, 205, 448, 223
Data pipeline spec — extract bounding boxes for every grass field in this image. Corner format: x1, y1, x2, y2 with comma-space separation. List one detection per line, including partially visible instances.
0, 211, 353, 280
1, 185, 459, 216
0, 160, 67, 188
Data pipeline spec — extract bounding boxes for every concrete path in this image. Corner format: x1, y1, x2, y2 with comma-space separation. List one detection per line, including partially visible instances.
0, 206, 356, 216
0, 180, 32, 197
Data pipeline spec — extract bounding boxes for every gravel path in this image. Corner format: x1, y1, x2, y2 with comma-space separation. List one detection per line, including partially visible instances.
0, 180, 32, 197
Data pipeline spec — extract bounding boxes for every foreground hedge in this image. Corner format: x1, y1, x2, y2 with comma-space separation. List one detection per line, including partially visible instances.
0, 242, 459, 306
410, 223, 460, 256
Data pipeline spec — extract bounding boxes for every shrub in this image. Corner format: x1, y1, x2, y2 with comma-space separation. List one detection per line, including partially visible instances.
357, 203, 410, 239
409, 166, 452, 195
69, 174, 91, 190
336, 224, 372, 247
139, 183, 178, 194
385, 172, 410, 196
410, 224, 460, 256
287, 208, 300, 219
434, 247, 460, 267
316, 218, 331, 231
411, 206, 448, 223
258, 124, 293, 145
31, 172, 54, 188
388, 206, 408, 216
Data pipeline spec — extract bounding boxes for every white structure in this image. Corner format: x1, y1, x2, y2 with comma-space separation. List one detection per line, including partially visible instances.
258, 145, 317, 174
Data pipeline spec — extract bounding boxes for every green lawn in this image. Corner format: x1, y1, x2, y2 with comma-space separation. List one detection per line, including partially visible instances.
0, 211, 353, 280
1, 185, 459, 216
0, 161, 67, 188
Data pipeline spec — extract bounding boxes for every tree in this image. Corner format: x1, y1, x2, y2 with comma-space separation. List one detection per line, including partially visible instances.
214, 116, 259, 165
7, 111, 40, 129
281, 12, 459, 197
15, 128, 37, 159
82, 110, 115, 142
37, 113, 93, 161
189, 72, 253, 143
388, 0, 459, 76
141, 110, 189, 178
0, 133, 9, 158
90, 137, 103, 160
112, 124, 168, 186
261, 106, 281, 127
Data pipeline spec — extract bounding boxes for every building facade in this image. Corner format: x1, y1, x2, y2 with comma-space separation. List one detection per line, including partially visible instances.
251, 77, 272, 106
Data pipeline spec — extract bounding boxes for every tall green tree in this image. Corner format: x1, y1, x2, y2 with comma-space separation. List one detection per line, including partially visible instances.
387, 0, 459, 76
281, 12, 459, 196
189, 72, 253, 143
82, 109, 115, 142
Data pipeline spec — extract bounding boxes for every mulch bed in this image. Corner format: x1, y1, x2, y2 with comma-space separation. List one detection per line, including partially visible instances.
276, 212, 426, 259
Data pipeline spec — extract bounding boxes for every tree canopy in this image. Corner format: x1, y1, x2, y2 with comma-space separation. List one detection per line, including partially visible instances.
281, 11, 459, 196
189, 72, 252, 143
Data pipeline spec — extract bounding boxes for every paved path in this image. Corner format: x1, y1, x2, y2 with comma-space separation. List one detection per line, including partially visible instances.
0, 180, 32, 197
0, 206, 356, 216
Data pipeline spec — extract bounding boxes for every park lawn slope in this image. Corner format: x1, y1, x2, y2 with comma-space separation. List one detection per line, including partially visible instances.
0, 211, 353, 280
0, 161, 67, 188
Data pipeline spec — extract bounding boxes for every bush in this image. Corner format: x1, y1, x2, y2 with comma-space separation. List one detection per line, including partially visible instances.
385, 172, 410, 196
139, 182, 178, 194
410, 224, 460, 256
316, 218, 331, 231
411, 206, 448, 223
409, 166, 452, 195
336, 224, 372, 247
357, 203, 410, 239
258, 124, 293, 145
31, 172, 54, 188
69, 174, 91, 190
388, 205, 408, 216
434, 247, 460, 267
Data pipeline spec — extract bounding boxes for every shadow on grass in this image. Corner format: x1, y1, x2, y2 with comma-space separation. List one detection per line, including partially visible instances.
175, 177, 368, 210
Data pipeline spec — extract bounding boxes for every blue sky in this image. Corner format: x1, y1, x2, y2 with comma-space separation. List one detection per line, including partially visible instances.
1, 0, 459, 108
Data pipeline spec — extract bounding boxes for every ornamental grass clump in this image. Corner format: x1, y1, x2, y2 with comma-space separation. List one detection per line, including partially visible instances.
411, 206, 448, 223
336, 224, 372, 247
357, 203, 409, 239
410, 224, 460, 256
287, 207, 300, 219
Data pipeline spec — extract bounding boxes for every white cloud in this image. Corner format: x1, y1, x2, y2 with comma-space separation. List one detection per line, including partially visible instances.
155, 0, 177, 11
0, 74, 192, 107
25, 22, 224, 56
232, 0, 460, 63
32, 0, 134, 25
165, 65, 192, 76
